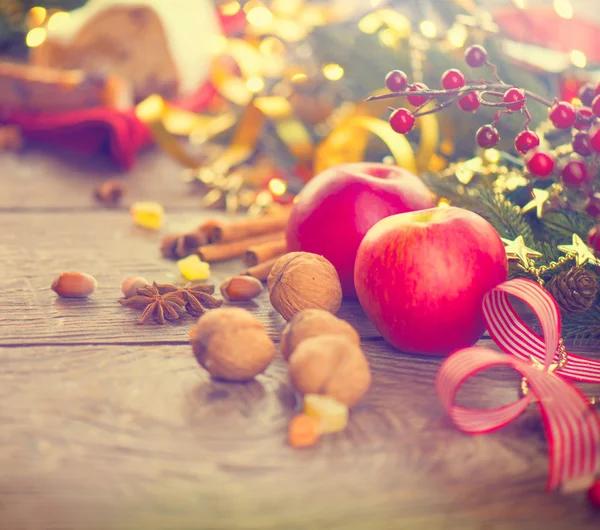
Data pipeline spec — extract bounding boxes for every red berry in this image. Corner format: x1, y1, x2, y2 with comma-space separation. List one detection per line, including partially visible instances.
441, 69, 465, 90
589, 123, 600, 153
458, 92, 480, 112
406, 83, 429, 107
514, 130, 540, 154
573, 132, 593, 156
579, 83, 596, 106
587, 226, 600, 252
385, 70, 408, 92
586, 193, 600, 218
475, 125, 500, 149
389, 108, 415, 134
465, 45, 487, 68
503, 88, 526, 111
575, 107, 594, 130
592, 94, 600, 117
549, 101, 577, 129
561, 156, 589, 188
525, 149, 555, 178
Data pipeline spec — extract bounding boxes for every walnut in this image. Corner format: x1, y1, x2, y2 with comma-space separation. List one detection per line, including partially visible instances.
280, 309, 360, 361
288, 335, 371, 407
190, 307, 276, 382
267, 252, 342, 322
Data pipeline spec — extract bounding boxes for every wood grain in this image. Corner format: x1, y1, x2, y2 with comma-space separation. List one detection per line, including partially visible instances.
1, 342, 598, 530
3, 147, 600, 530
0, 211, 380, 344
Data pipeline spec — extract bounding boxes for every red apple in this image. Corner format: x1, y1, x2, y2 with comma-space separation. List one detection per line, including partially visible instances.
286, 162, 436, 298
354, 206, 508, 355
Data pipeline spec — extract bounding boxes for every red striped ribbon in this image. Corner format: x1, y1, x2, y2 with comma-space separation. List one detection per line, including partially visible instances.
436, 278, 600, 492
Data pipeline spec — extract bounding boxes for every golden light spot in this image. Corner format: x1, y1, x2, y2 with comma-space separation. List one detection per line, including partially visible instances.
323, 63, 344, 81
259, 37, 285, 56
47, 11, 69, 31
290, 72, 308, 83
28, 7, 47, 28
247, 6, 273, 27
221, 1, 241, 16
513, 0, 526, 8
438, 198, 451, 208
570, 49, 587, 68
484, 149, 501, 164
358, 13, 380, 34
246, 76, 265, 93
25, 27, 46, 48
378, 28, 398, 48
553, 0, 573, 19
269, 178, 287, 196
209, 34, 228, 55
419, 20, 437, 39
447, 24, 468, 48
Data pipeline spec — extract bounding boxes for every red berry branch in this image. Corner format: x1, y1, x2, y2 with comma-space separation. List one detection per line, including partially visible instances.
369, 44, 600, 194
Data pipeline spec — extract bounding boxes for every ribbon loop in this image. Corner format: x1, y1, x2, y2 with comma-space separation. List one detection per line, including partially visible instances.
436, 278, 600, 492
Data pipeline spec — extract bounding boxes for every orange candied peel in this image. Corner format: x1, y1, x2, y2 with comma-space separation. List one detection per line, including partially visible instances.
288, 413, 320, 448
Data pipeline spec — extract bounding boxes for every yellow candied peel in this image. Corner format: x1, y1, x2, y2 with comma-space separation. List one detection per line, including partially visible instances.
303, 394, 349, 434
177, 254, 211, 281
130, 201, 164, 230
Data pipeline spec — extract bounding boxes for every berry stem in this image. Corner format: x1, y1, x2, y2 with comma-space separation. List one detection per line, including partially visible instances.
413, 95, 463, 118
485, 60, 503, 84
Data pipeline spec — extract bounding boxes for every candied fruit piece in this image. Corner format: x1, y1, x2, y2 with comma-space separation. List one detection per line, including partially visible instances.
288, 414, 320, 448
178, 255, 210, 281
130, 201, 164, 230
304, 394, 349, 434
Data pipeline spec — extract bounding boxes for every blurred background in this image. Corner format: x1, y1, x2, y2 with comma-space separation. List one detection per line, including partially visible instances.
1, 0, 599, 209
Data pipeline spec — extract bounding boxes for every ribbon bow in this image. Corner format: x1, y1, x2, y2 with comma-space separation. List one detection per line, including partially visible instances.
436, 278, 600, 492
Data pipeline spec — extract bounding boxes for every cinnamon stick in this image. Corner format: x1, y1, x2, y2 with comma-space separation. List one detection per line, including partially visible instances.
243, 238, 287, 267
210, 210, 291, 243
241, 255, 284, 281
197, 219, 221, 243
196, 232, 284, 263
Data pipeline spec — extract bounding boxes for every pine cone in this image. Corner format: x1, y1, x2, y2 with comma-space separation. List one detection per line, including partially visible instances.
546, 267, 598, 313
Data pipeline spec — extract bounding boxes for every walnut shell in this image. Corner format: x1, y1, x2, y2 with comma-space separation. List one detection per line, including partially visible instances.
191, 308, 276, 382
280, 309, 360, 361
268, 252, 342, 322
288, 335, 371, 407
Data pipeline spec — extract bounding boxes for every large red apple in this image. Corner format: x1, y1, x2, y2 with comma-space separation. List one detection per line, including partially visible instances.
286, 162, 436, 298
354, 206, 508, 355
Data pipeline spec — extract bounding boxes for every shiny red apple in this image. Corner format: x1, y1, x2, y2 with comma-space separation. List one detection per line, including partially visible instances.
354, 206, 508, 355
286, 162, 436, 298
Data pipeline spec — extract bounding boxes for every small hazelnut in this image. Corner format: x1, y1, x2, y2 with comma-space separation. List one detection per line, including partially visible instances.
190, 307, 276, 382
51, 272, 98, 298
281, 309, 360, 361
121, 276, 150, 298
288, 335, 371, 407
220, 275, 263, 301
267, 252, 342, 322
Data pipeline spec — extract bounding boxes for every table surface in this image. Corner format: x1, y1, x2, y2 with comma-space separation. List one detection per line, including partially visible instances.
1, 145, 599, 530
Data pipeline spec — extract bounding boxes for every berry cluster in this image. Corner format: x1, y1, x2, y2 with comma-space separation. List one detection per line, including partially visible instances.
374, 44, 600, 245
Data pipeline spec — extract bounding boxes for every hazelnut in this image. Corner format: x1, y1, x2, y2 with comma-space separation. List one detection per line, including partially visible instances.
51, 272, 98, 298
191, 307, 276, 382
220, 276, 263, 301
121, 276, 150, 298
288, 335, 371, 407
281, 309, 360, 361
267, 252, 342, 322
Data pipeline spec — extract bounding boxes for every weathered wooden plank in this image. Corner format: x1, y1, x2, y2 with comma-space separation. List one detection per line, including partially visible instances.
0, 211, 381, 343
0, 341, 598, 530
0, 145, 206, 210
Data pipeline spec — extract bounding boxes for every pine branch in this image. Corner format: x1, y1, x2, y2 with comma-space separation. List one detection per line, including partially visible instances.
562, 306, 600, 343
541, 210, 594, 243
469, 188, 536, 247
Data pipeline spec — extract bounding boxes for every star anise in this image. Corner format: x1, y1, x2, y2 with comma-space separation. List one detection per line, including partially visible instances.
179, 283, 222, 317
119, 282, 186, 324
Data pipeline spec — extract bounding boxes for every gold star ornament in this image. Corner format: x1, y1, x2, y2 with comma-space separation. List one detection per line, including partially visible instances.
501, 236, 542, 268
521, 188, 550, 219
557, 234, 600, 267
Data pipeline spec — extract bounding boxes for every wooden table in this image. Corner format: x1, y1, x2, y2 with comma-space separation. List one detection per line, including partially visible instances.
1, 146, 599, 530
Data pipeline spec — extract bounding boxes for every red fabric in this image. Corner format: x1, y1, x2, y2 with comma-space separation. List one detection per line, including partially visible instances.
0, 10, 246, 170
492, 6, 600, 64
